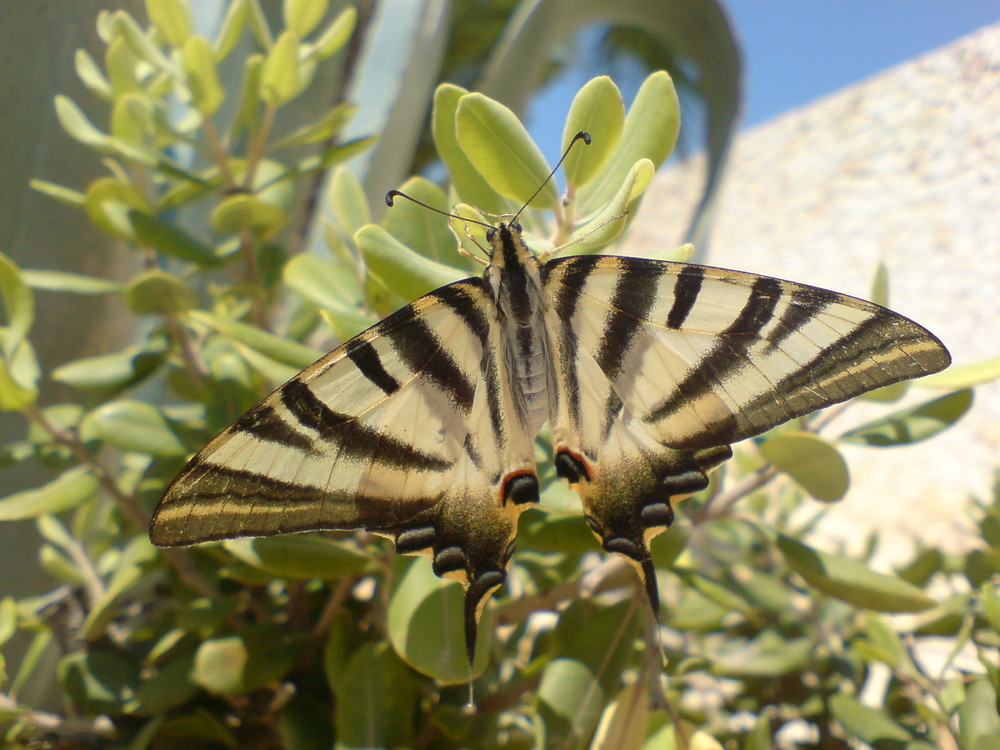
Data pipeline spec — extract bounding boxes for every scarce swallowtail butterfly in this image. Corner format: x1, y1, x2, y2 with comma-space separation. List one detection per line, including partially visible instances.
150, 132, 950, 665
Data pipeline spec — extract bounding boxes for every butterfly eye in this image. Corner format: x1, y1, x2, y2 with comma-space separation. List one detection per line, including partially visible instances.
509, 220, 522, 233
486, 227, 497, 243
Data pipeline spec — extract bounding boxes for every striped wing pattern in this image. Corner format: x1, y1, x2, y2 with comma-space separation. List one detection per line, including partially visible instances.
151, 224, 950, 665
152, 279, 538, 657
542, 255, 950, 611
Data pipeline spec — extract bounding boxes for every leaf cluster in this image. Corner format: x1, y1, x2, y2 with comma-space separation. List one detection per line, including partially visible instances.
1, 2, 998, 749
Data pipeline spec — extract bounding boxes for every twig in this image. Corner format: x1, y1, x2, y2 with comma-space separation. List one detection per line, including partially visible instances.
21, 404, 220, 600
696, 465, 780, 521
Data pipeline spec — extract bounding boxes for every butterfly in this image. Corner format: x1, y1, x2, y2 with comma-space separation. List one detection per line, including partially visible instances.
150, 133, 950, 665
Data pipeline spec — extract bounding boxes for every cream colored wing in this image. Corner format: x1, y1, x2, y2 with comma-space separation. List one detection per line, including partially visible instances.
151, 278, 539, 662
542, 254, 950, 611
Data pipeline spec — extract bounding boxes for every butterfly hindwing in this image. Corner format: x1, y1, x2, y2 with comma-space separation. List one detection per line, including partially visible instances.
542, 255, 951, 607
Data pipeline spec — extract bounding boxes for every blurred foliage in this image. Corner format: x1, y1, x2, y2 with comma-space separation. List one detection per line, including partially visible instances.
1, 1, 998, 749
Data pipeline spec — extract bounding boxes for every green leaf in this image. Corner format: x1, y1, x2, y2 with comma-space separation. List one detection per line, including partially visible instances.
260, 30, 301, 105
711, 630, 814, 677
959, 678, 1000, 750
517, 509, 597, 555
0, 466, 99, 521
381, 176, 459, 263
55, 95, 110, 149
840, 389, 973, 446
333, 642, 417, 750
562, 76, 625, 189
328, 166, 370, 237
919, 355, 1000, 389
125, 270, 198, 314
270, 103, 355, 150
0, 337, 40, 410
59, 647, 141, 714
387, 557, 488, 683
191, 310, 321, 368
308, 5, 357, 60
193, 636, 247, 694
85, 177, 151, 239
456, 92, 556, 209
53, 342, 166, 392
760, 431, 849, 501
10, 630, 52, 697
74, 48, 113, 100
213, 0, 248, 60
576, 71, 680, 218
29, 179, 87, 207
211, 194, 289, 239
590, 680, 648, 750
0, 596, 17, 647
982, 581, 1000, 635
223, 536, 371, 580
829, 694, 912, 744
82, 399, 188, 457
110, 10, 173, 73
183, 35, 225, 114
145, 0, 194, 47
355, 224, 465, 301
130, 210, 220, 266
245, 0, 273, 49
22, 270, 123, 295
537, 658, 606, 745
0, 251, 34, 352
283, 253, 362, 313
432, 84, 506, 214
777, 534, 935, 612
284, 0, 328, 36
84, 535, 158, 638
569, 158, 654, 250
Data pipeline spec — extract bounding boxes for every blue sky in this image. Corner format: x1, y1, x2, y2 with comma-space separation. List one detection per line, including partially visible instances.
728, 0, 998, 128
528, 2, 997, 158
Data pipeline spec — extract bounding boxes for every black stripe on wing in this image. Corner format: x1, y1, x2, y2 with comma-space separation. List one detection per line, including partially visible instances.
545, 254, 604, 431
645, 275, 785, 427
385, 291, 479, 413
344, 337, 400, 396
279, 379, 453, 471
151, 462, 442, 545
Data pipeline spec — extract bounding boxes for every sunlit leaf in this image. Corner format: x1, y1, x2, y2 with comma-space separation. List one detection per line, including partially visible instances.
146, 0, 194, 48
223, 535, 371, 580
0, 466, 99, 521
760, 431, 849, 501
183, 35, 225, 114
919, 355, 1000, 389
355, 224, 465, 301
125, 270, 198, 314
456, 92, 555, 209
333, 642, 417, 750
190, 310, 320, 368
829, 694, 912, 744
82, 399, 188, 457
308, 6, 357, 60
562, 76, 625, 188
387, 557, 487, 683
839, 389, 972, 446
284, 0, 328, 36
778, 535, 935, 612
260, 30, 301, 105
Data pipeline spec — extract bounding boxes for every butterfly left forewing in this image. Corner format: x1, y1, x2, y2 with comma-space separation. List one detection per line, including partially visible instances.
152, 276, 537, 663
542, 254, 950, 611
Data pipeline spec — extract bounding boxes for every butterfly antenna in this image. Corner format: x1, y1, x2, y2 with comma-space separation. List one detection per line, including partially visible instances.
512, 131, 591, 223
385, 191, 494, 231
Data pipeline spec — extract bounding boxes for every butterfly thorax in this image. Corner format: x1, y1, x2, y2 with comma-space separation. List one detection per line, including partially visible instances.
485, 221, 552, 435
